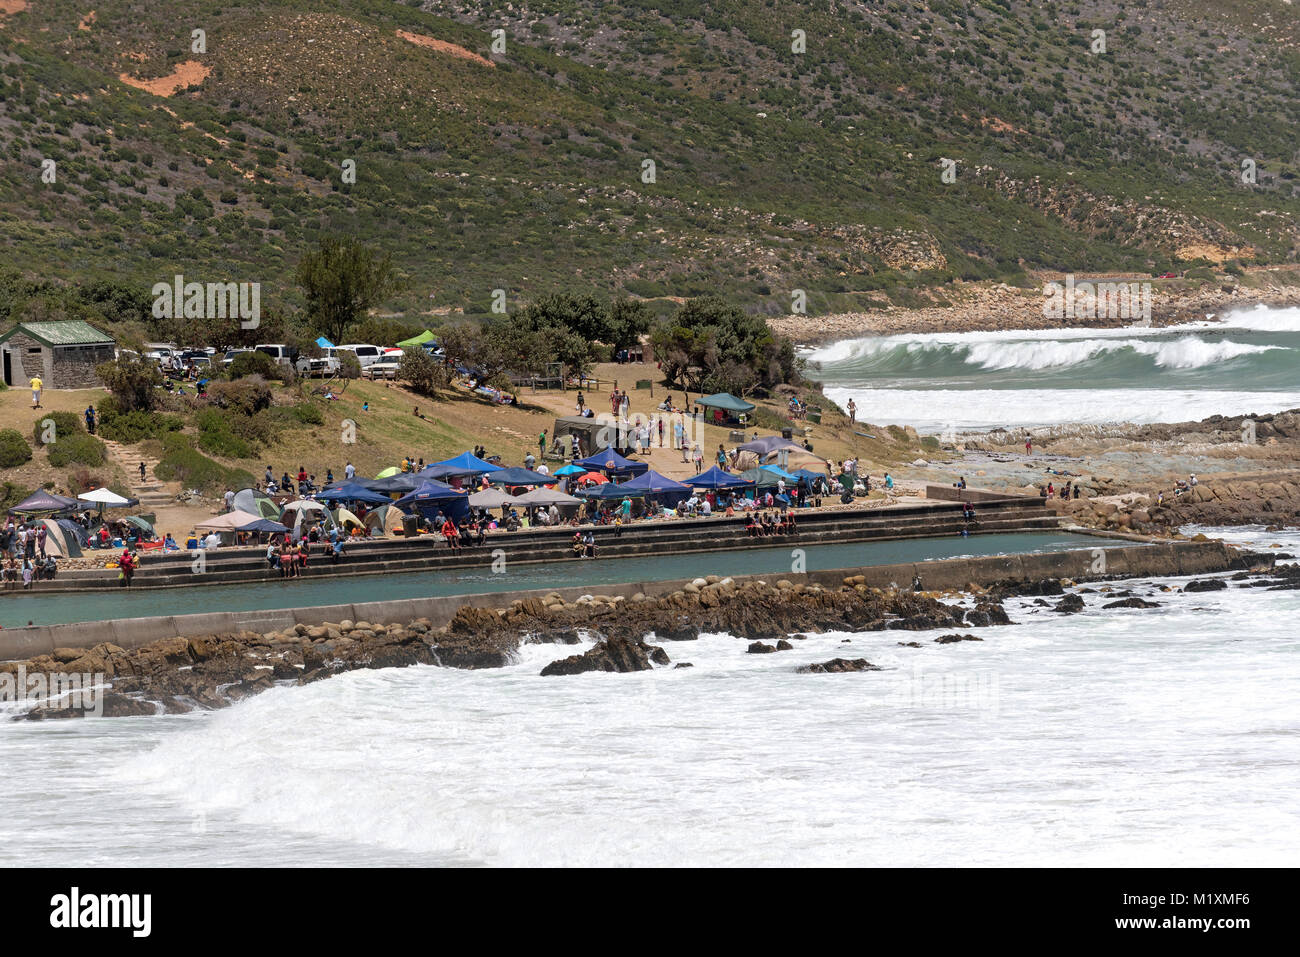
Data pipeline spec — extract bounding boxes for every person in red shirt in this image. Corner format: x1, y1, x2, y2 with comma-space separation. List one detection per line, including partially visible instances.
441, 518, 461, 552
118, 549, 136, 587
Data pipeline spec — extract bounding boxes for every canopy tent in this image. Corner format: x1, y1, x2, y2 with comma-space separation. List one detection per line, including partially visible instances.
738, 436, 805, 456
393, 480, 471, 524
739, 466, 799, 488
374, 466, 402, 479
682, 466, 754, 491
363, 504, 405, 537
468, 488, 516, 509
77, 487, 139, 508
238, 518, 289, 534
790, 467, 830, 483
573, 448, 648, 477
39, 518, 80, 558
551, 415, 630, 457
315, 336, 335, 349
361, 473, 424, 494
421, 451, 502, 480
333, 507, 364, 531
696, 392, 756, 414
614, 469, 691, 497
231, 487, 282, 521
576, 471, 609, 485
316, 482, 392, 505
782, 451, 833, 474
195, 509, 262, 531
513, 487, 582, 506
8, 490, 78, 514
485, 467, 553, 487
396, 330, 436, 348
553, 463, 587, 477
575, 482, 632, 501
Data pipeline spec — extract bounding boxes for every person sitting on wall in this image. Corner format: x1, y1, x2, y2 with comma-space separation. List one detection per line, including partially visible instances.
571, 531, 585, 558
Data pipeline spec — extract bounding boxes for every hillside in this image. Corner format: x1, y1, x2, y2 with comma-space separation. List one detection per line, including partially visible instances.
1, 0, 1299, 318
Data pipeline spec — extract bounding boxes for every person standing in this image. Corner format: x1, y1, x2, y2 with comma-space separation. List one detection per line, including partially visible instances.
223, 488, 235, 513
345, 461, 356, 480
691, 442, 703, 474
1025, 437, 1032, 455
576, 390, 585, 413
85, 405, 96, 435
36, 524, 47, 560
673, 418, 684, 453
29, 374, 42, 409
846, 397, 856, 422
538, 430, 547, 460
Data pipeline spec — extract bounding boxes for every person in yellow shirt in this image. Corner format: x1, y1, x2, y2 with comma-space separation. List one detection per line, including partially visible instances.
29, 375, 42, 409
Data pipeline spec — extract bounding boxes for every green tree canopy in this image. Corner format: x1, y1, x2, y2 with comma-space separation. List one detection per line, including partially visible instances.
295, 236, 400, 345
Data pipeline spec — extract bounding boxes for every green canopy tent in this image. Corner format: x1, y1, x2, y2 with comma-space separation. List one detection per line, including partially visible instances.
696, 392, 756, 426
396, 330, 436, 348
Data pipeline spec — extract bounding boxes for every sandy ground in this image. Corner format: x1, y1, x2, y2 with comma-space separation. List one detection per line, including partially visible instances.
118, 61, 210, 97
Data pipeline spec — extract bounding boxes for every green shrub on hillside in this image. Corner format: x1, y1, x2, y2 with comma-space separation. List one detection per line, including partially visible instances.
291, 402, 324, 425
207, 376, 272, 415
97, 409, 184, 443
46, 432, 106, 468
0, 429, 32, 468
32, 411, 83, 444
154, 435, 254, 493
227, 350, 278, 380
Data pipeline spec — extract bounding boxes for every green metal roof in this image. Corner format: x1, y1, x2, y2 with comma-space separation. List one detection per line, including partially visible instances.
0, 321, 114, 347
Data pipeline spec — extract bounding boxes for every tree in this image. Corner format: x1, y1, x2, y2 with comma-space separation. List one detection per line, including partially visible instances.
398, 347, 450, 397
650, 296, 800, 396
295, 236, 400, 344
96, 354, 162, 412
606, 297, 653, 352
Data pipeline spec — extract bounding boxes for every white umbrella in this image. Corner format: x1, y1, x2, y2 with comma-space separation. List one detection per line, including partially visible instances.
514, 487, 582, 506
468, 488, 515, 508
280, 499, 329, 514
195, 509, 262, 531
77, 487, 137, 508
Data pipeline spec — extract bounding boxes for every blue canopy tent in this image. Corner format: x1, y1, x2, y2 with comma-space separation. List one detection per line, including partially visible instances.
238, 518, 290, 534
359, 473, 425, 494
315, 336, 335, 349
614, 469, 692, 506
682, 466, 754, 491
8, 490, 79, 514
316, 482, 393, 505
573, 448, 649, 478
485, 467, 554, 487
739, 466, 796, 488
393, 480, 470, 524
696, 392, 756, 425
421, 451, 503, 481
574, 483, 630, 501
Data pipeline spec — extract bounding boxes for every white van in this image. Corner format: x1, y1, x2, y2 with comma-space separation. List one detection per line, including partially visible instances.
254, 343, 297, 367
336, 344, 384, 369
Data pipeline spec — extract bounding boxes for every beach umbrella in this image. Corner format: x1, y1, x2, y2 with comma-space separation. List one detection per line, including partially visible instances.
374, 466, 401, 479
683, 466, 754, 491
77, 487, 138, 508
121, 515, 156, 537
485, 467, 553, 487
577, 471, 609, 484
553, 463, 586, 477
514, 487, 582, 506
196, 509, 262, 531
468, 488, 515, 509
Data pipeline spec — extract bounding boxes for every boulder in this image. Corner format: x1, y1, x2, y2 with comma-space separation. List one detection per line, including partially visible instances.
540, 635, 670, 676
797, 658, 881, 674
1054, 594, 1086, 614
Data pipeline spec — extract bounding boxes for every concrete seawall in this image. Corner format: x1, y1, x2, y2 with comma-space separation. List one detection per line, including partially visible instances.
0, 539, 1253, 661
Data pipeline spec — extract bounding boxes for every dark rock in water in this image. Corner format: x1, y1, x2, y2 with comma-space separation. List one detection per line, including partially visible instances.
789, 634, 810, 641
747, 641, 777, 654
1183, 578, 1228, 593
1102, 597, 1161, 609
1032, 598, 1049, 607
992, 578, 1064, 598
797, 658, 881, 674
654, 620, 701, 641
21, 691, 157, 721
897, 641, 922, 648
964, 602, 1012, 627
673, 662, 694, 669
1054, 594, 1086, 614
775, 639, 794, 651
934, 633, 983, 644
540, 634, 670, 676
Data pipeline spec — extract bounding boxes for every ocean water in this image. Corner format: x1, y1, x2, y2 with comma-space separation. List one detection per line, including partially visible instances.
808, 305, 1300, 430
0, 528, 1295, 867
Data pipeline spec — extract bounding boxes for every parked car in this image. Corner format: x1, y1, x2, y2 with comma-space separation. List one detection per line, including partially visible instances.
363, 360, 402, 380
335, 344, 384, 369
222, 348, 253, 366
254, 343, 299, 367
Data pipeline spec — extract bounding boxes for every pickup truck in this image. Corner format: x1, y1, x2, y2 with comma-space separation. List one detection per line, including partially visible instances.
363, 360, 402, 380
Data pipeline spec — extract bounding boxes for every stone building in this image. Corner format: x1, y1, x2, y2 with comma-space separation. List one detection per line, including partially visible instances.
0, 321, 116, 389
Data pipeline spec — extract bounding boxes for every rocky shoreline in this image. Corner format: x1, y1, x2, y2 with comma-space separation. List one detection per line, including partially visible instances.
770, 269, 1300, 344
8, 555, 1287, 720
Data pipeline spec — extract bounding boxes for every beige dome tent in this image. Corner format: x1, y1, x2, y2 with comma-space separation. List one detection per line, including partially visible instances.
333, 507, 364, 532
363, 504, 404, 537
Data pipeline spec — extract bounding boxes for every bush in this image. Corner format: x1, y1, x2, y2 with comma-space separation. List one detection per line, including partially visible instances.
292, 402, 324, 425
207, 376, 272, 415
97, 409, 184, 443
0, 429, 32, 468
32, 411, 83, 445
195, 408, 256, 458
47, 432, 107, 468
398, 347, 450, 396
96, 354, 162, 411
154, 436, 254, 493
227, 350, 279, 380
337, 352, 361, 379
